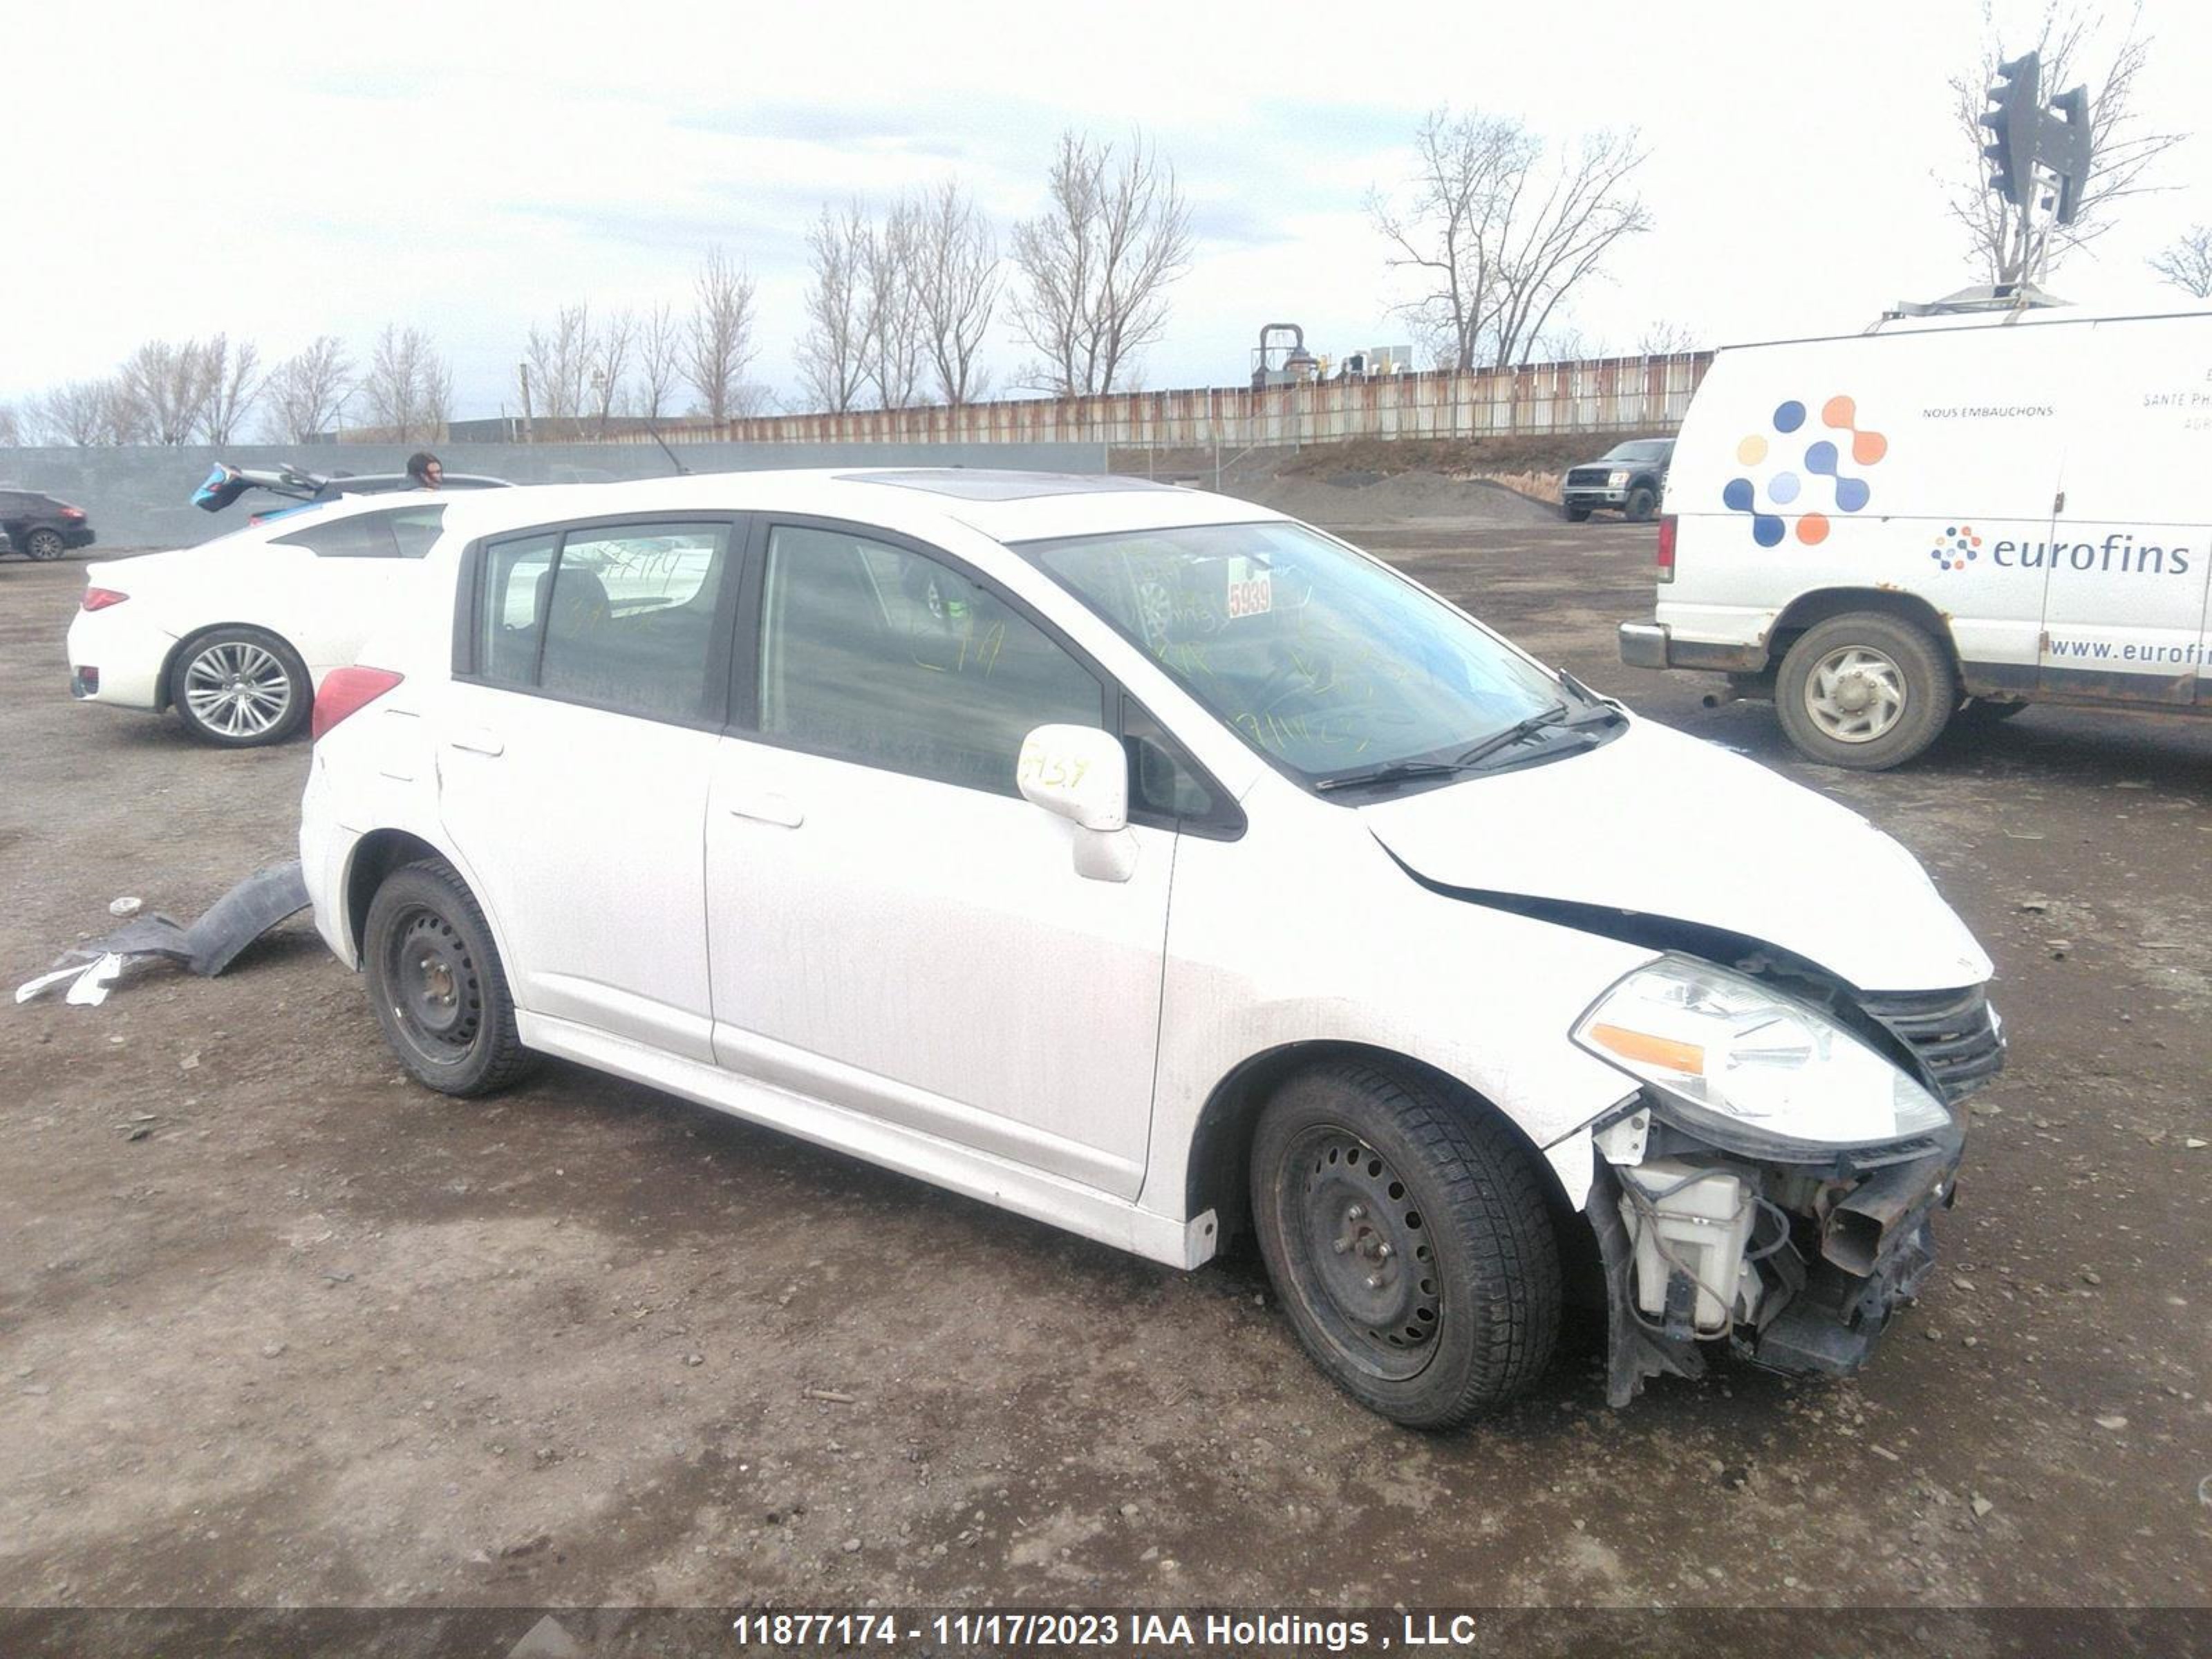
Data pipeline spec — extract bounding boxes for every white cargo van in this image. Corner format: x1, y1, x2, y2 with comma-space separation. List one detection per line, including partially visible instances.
1620, 304, 2212, 769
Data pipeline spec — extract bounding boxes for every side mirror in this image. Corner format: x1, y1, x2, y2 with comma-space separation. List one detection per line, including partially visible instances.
1017, 724, 1127, 832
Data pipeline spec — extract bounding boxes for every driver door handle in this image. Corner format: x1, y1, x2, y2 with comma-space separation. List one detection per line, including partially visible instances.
726, 789, 803, 829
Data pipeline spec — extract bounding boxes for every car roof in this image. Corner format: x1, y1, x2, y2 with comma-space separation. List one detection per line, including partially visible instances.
425, 468, 1290, 548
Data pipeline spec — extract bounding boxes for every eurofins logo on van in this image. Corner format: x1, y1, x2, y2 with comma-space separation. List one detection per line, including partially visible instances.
1930, 525, 1983, 571
1723, 397, 1887, 547
1987, 530, 2192, 576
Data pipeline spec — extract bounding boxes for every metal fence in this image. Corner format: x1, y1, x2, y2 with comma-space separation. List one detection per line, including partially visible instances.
625, 352, 1712, 450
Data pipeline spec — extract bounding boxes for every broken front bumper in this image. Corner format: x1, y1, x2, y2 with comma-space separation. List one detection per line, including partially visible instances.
1589, 1114, 1963, 1407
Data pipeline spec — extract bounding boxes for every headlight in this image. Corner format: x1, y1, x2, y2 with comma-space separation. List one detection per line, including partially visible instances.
1607, 469, 1631, 487
1573, 957, 1952, 1158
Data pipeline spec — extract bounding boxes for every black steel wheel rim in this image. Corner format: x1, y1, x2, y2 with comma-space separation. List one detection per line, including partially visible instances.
1281, 1125, 1440, 1381
383, 906, 482, 1064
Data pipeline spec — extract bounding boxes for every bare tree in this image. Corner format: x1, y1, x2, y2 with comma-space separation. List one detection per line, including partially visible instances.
863, 209, 927, 409
1635, 321, 1701, 355
684, 247, 759, 424
2149, 223, 2212, 297
1009, 129, 1194, 397
634, 301, 685, 421
903, 180, 1000, 404
796, 204, 872, 413
362, 325, 451, 442
0, 404, 21, 447
116, 339, 214, 444
1374, 109, 1651, 371
261, 335, 355, 441
197, 335, 262, 444
1371, 111, 1527, 373
35, 379, 130, 446
588, 308, 635, 433
1947, 3, 2187, 283
523, 304, 594, 424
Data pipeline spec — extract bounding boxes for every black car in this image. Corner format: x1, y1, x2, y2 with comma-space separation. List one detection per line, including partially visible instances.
1559, 438, 1673, 523
0, 486, 97, 559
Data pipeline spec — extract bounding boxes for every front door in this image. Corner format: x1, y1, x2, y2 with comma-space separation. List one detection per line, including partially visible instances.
435, 516, 741, 1059
704, 521, 1173, 1199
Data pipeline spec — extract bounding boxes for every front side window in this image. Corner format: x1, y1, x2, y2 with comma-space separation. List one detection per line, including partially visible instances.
1020, 520, 1582, 788
475, 521, 731, 722
758, 525, 1104, 796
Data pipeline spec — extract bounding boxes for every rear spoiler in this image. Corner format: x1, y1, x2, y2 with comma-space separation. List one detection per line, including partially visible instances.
191, 462, 331, 513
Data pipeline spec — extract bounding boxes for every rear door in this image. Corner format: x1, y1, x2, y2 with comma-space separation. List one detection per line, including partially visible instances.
434, 516, 742, 1057
2038, 314, 2212, 705
264, 507, 418, 676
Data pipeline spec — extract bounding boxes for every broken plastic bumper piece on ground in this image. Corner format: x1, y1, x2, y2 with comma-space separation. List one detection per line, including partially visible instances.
13, 861, 310, 1007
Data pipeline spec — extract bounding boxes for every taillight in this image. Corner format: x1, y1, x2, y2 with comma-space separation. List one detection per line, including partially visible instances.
1656, 514, 1678, 583
81, 588, 129, 611
60, 506, 86, 520
312, 666, 404, 741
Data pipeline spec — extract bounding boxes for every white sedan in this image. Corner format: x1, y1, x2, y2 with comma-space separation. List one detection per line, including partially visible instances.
301, 469, 2002, 1425
66, 494, 451, 747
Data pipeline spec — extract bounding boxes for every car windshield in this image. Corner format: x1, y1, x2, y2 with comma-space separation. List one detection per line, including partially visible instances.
1604, 440, 1670, 462
1018, 520, 1583, 789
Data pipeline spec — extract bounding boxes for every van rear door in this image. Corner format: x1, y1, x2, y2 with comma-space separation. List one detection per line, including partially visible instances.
2037, 313, 2212, 706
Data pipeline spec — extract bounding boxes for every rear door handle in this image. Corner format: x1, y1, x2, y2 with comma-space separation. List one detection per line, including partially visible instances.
726, 789, 803, 828
448, 727, 505, 757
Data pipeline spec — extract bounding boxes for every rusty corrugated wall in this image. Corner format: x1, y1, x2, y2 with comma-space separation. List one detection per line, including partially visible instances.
595, 352, 1714, 448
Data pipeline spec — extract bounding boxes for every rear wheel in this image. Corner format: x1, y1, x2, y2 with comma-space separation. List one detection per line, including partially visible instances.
1250, 1062, 1560, 1428
171, 627, 311, 747
1776, 612, 1955, 770
362, 861, 537, 1096
24, 528, 66, 561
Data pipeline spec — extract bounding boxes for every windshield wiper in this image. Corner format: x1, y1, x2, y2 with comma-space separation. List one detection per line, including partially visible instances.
1455, 700, 1625, 769
1313, 759, 1472, 794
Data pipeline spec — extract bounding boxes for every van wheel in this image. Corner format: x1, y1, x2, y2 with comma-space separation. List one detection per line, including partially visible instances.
1250, 1063, 1559, 1429
1777, 612, 1955, 770
1623, 485, 1657, 522
362, 861, 538, 1096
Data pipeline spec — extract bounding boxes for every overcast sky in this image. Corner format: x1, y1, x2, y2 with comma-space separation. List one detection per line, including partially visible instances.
7, 0, 2209, 425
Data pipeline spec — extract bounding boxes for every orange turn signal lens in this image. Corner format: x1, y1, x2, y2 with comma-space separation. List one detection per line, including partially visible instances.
1587, 1023, 1706, 1076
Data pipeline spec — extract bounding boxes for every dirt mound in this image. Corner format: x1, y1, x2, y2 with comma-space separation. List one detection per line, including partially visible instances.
1222, 469, 1559, 527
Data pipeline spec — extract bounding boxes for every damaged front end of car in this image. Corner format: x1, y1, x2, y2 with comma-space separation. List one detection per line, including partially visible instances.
1570, 955, 2000, 1405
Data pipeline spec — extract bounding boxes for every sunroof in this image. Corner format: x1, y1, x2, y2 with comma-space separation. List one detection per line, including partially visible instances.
838, 469, 1179, 501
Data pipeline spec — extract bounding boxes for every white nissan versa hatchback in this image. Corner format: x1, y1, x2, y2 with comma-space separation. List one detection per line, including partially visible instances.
301, 469, 2003, 1425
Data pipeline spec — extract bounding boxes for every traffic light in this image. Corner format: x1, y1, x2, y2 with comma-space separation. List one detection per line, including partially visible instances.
2046, 84, 2093, 224
1981, 50, 2041, 207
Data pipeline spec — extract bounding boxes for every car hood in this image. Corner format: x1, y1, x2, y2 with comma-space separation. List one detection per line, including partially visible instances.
1358, 718, 1991, 993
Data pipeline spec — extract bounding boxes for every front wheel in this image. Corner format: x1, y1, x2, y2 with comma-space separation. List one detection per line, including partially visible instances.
24, 528, 66, 561
1250, 1063, 1560, 1428
1562, 503, 1592, 523
171, 627, 311, 747
1623, 485, 1658, 522
362, 861, 538, 1096
1776, 612, 1955, 771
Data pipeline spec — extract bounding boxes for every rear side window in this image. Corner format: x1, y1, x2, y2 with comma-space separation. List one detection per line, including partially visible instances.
475, 521, 732, 723
389, 506, 445, 559
272, 512, 401, 559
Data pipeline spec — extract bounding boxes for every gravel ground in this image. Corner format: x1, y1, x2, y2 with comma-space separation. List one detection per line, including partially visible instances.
1, 505, 2207, 1631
